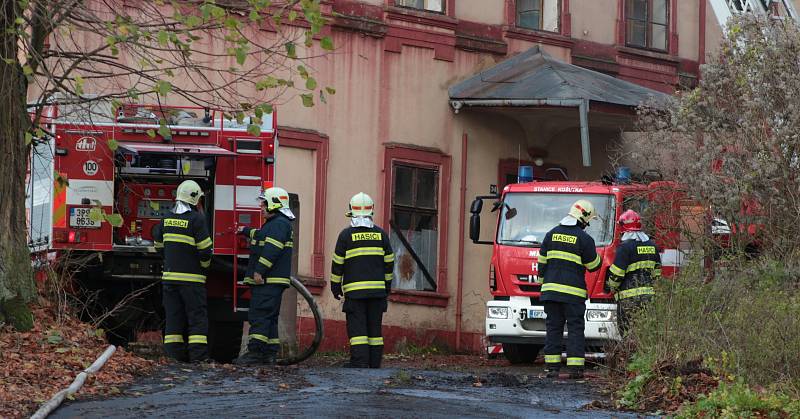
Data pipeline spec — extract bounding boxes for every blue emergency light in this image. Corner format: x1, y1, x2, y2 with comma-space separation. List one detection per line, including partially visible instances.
518, 165, 533, 183
616, 166, 631, 184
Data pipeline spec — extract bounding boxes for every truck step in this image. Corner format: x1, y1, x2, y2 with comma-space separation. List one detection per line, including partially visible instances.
235, 307, 249, 312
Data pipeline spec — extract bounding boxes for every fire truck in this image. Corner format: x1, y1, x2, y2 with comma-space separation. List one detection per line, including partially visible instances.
469, 168, 689, 363
26, 100, 279, 361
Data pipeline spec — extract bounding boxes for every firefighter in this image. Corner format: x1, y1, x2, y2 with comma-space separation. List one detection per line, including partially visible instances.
234, 187, 294, 365
539, 199, 602, 379
606, 210, 661, 336
330, 192, 394, 368
152, 180, 213, 363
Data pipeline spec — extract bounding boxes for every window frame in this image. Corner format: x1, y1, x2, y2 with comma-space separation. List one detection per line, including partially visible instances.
393, 0, 446, 14
625, 0, 670, 52
508, 0, 563, 34
516, 0, 544, 31
382, 144, 451, 307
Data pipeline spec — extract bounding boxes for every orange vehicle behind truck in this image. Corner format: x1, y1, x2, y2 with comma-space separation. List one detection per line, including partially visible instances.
469, 169, 689, 363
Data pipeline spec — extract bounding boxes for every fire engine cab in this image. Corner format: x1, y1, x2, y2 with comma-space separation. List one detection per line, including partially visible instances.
26, 100, 276, 361
469, 168, 686, 363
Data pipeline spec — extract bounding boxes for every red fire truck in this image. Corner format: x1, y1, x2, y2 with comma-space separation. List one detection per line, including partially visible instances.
26, 100, 277, 361
469, 171, 689, 363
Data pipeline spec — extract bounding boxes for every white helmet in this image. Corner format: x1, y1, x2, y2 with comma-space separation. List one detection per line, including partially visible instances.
347, 192, 374, 217
258, 186, 290, 212
176, 180, 203, 206
568, 199, 596, 225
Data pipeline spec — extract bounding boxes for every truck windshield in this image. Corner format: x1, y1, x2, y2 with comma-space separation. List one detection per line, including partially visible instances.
497, 193, 615, 247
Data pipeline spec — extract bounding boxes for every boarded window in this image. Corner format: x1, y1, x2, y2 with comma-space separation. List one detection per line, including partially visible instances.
626, 0, 669, 51
391, 164, 439, 292
395, 0, 444, 13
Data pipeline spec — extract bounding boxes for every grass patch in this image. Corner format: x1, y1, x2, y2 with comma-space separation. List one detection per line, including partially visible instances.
610, 257, 800, 413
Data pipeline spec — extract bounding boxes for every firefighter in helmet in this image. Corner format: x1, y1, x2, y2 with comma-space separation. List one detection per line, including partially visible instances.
330, 193, 395, 368
539, 199, 602, 379
234, 186, 294, 365
153, 180, 213, 363
606, 209, 661, 336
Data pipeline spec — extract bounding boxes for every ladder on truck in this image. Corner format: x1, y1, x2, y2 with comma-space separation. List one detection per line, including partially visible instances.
709, 0, 798, 27
230, 120, 275, 314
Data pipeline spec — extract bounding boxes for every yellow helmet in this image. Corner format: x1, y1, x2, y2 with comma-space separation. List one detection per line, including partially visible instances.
568, 199, 596, 225
258, 187, 290, 212
176, 180, 203, 206
347, 192, 374, 217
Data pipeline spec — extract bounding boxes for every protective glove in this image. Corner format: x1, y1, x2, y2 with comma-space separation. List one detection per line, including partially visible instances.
331, 282, 343, 300
237, 226, 248, 235
606, 278, 621, 293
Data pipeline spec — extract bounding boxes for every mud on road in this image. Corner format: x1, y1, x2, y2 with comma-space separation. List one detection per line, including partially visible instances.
52, 358, 635, 418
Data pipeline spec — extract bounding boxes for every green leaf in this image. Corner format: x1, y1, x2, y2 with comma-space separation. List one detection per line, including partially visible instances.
24, 132, 32, 145
74, 74, 84, 95
55, 347, 70, 353
108, 138, 119, 151
249, 10, 261, 21
261, 104, 274, 114
157, 30, 169, 47
103, 213, 124, 228
94, 328, 105, 338
305, 76, 317, 90
47, 333, 63, 344
235, 47, 247, 66
146, 129, 156, 138
155, 80, 172, 96
297, 64, 308, 78
325, 86, 336, 95
284, 41, 297, 58
300, 93, 314, 107
89, 207, 103, 222
247, 124, 262, 136
288, 10, 297, 21
185, 15, 202, 28
22, 65, 33, 76
158, 124, 172, 139
320, 36, 334, 51
15, 17, 24, 25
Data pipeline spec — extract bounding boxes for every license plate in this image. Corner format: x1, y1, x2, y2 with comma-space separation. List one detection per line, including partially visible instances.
69, 207, 101, 228
528, 309, 546, 319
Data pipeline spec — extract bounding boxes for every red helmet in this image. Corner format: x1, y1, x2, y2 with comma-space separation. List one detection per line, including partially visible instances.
618, 210, 642, 233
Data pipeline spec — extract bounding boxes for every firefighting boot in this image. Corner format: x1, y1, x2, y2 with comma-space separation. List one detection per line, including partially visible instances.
368, 345, 384, 369
567, 367, 585, 379
234, 351, 272, 366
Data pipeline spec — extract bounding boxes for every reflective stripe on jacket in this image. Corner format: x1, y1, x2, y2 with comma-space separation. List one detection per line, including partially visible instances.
538, 224, 600, 304
607, 239, 661, 300
331, 225, 394, 299
153, 209, 213, 284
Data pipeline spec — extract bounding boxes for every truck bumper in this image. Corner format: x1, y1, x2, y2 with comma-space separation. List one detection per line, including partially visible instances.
485, 296, 620, 347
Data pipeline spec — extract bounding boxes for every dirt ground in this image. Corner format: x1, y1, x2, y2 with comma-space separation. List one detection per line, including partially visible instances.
51, 354, 636, 418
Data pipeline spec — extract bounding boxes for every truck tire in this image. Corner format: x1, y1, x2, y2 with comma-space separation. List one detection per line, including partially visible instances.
208, 320, 244, 363
502, 343, 542, 364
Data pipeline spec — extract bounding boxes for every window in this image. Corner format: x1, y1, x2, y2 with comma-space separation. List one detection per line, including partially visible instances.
517, 0, 543, 30
625, 0, 668, 51
395, 0, 444, 13
390, 164, 439, 292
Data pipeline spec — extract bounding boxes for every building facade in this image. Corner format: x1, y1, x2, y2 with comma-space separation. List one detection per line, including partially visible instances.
277, 0, 800, 353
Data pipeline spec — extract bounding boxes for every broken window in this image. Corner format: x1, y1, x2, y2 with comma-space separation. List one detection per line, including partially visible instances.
395, 0, 444, 13
390, 164, 439, 292
516, 0, 560, 32
626, 0, 669, 51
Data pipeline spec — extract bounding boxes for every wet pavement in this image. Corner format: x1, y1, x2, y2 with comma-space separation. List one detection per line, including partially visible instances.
52, 362, 636, 418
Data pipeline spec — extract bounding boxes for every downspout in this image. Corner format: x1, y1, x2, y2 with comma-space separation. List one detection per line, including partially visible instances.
455, 133, 467, 352
449, 99, 592, 167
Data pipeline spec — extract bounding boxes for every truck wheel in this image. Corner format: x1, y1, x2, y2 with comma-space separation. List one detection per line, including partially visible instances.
502, 343, 542, 364
208, 320, 243, 363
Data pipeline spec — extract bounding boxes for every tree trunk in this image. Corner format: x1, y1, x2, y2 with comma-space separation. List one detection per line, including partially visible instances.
0, 0, 35, 331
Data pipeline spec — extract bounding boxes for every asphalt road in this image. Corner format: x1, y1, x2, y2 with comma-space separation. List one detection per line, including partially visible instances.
52, 361, 635, 418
